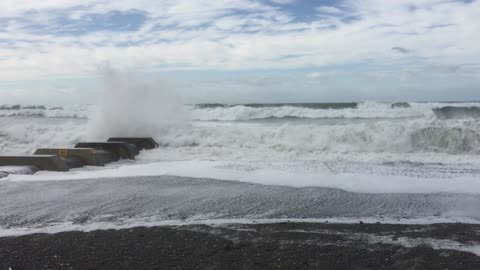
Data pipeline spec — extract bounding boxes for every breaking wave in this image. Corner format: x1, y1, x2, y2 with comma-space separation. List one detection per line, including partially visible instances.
1, 101, 480, 158
0, 117, 87, 155
433, 106, 480, 119
411, 127, 480, 154
155, 120, 480, 158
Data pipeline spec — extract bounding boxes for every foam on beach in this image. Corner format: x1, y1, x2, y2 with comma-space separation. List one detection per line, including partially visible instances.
3, 159, 480, 195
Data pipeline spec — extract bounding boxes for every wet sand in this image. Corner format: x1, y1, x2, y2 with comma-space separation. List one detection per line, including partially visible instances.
1, 176, 480, 229
0, 222, 479, 270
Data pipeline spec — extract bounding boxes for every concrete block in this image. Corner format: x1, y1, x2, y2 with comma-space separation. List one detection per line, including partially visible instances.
74, 142, 138, 161
34, 148, 112, 167
107, 137, 159, 150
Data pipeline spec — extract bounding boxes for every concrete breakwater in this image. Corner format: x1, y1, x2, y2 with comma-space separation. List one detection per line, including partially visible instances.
0, 137, 158, 177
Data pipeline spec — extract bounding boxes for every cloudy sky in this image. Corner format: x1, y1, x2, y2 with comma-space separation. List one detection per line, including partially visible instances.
0, 0, 479, 104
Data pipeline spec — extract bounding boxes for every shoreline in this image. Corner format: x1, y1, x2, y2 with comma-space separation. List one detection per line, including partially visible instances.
2, 217, 480, 238
1, 222, 479, 269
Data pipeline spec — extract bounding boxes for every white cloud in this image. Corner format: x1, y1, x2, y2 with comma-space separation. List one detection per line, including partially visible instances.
0, 0, 478, 83
306, 72, 335, 79
316, 6, 343, 14
269, 0, 295, 4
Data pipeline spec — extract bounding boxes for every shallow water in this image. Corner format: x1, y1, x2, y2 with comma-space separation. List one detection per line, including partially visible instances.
0, 176, 479, 236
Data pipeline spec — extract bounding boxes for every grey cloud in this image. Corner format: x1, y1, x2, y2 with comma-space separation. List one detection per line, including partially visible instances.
392, 46, 410, 54
427, 64, 461, 73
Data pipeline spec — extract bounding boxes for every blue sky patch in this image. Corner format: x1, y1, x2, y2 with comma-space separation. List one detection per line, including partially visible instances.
22, 9, 147, 36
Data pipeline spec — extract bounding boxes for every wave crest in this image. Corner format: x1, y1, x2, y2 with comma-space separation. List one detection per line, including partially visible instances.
156, 121, 480, 157
0, 104, 89, 119
191, 102, 423, 121
411, 127, 480, 154
433, 106, 480, 119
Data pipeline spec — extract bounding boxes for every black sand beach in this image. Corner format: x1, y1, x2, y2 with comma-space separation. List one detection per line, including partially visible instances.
0, 176, 479, 269
1, 223, 479, 269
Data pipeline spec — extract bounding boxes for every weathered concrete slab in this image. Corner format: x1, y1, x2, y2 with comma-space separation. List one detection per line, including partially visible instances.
74, 142, 138, 161
34, 148, 112, 167
0, 155, 69, 171
107, 137, 159, 150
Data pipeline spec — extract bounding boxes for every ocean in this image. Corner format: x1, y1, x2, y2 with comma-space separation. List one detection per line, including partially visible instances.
1, 101, 480, 235
1, 102, 480, 189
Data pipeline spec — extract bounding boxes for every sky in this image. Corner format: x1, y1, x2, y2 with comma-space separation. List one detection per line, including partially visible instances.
0, 0, 479, 104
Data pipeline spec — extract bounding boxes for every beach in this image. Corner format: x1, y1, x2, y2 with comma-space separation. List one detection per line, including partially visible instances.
1, 102, 480, 268
1, 223, 479, 269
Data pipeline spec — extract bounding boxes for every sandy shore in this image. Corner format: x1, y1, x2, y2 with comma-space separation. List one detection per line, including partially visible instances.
0, 222, 479, 269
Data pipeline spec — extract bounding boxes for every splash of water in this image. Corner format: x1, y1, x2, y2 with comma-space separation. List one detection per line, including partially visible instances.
87, 66, 185, 140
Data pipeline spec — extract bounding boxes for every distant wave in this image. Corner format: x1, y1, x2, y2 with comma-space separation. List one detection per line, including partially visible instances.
195, 102, 359, 109
391, 102, 411, 108
433, 106, 480, 119
234, 115, 419, 122
194, 103, 229, 109
0, 112, 46, 118
190, 102, 424, 121
3, 103, 480, 122
249, 116, 319, 121
0, 113, 87, 119
0, 104, 88, 119
0, 105, 54, 110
